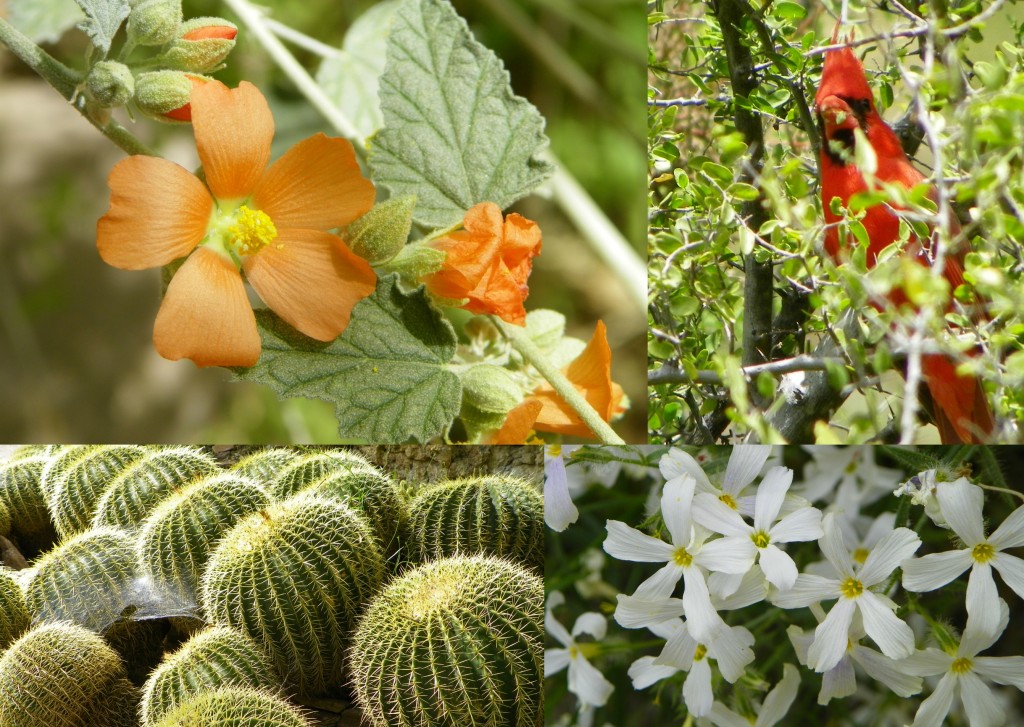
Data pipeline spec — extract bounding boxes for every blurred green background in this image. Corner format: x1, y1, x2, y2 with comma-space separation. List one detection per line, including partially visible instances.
0, 0, 645, 442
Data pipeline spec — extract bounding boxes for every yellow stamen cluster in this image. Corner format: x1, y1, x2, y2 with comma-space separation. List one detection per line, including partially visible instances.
673, 546, 693, 567
719, 493, 737, 509
972, 542, 995, 563
839, 577, 864, 599
852, 547, 869, 565
951, 657, 973, 674
751, 530, 771, 549
694, 644, 708, 661
228, 205, 277, 255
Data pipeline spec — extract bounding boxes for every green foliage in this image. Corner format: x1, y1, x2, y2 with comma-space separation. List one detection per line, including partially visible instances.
237, 276, 461, 443
26, 527, 136, 630
137, 471, 272, 603
6, 0, 85, 44
370, 0, 554, 229
408, 476, 544, 571
201, 493, 385, 695
140, 626, 279, 726
347, 195, 417, 265
350, 554, 544, 727
0, 569, 30, 651
150, 686, 314, 727
0, 621, 129, 727
92, 445, 220, 530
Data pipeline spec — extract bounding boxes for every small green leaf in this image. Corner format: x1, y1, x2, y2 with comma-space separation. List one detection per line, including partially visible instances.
235, 275, 461, 442
315, 0, 400, 142
73, 0, 129, 54
8, 0, 84, 43
370, 0, 553, 229
774, 2, 807, 21
728, 182, 759, 201
383, 241, 446, 279
348, 195, 416, 264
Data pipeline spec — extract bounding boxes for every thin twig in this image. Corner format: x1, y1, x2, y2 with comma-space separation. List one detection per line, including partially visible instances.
650, 354, 847, 386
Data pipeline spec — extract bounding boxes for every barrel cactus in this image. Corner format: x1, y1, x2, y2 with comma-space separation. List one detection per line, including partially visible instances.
138, 472, 271, 604
0, 568, 30, 650
0, 621, 129, 727
269, 448, 373, 499
92, 446, 221, 530
26, 526, 136, 630
350, 555, 544, 727
229, 447, 304, 487
202, 493, 385, 695
0, 452, 51, 539
151, 686, 314, 727
47, 444, 149, 539
0, 496, 9, 537
141, 626, 279, 726
407, 476, 544, 570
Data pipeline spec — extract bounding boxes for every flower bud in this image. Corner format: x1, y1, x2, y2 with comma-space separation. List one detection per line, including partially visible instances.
127, 0, 182, 47
460, 364, 524, 435
347, 195, 416, 264
134, 70, 209, 123
157, 17, 238, 73
85, 60, 135, 107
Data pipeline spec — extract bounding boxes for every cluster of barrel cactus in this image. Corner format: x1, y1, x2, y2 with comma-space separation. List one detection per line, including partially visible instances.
0, 445, 543, 726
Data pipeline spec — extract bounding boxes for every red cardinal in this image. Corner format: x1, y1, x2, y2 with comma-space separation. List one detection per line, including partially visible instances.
815, 30, 994, 443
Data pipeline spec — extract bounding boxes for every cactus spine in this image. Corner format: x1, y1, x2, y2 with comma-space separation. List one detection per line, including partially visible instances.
408, 476, 544, 570
137, 472, 271, 604
0, 452, 51, 538
202, 493, 385, 695
228, 447, 304, 487
140, 626, 279, 726
151, 686, 314, 727
350, 555, 544, 727
26, 527, 136, 630
0, 621, 129, 727
0, 568, 30, 650
270, 448, 373, 499
92, 446, 221, 530
47, 445, 149, 539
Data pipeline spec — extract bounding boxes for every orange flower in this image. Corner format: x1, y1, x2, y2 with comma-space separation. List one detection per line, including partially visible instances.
424, 202, 541, 325
493, 321, 625, 441
97, 81, 376, 367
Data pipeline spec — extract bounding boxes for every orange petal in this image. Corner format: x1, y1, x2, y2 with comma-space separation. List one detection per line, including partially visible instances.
191, 80, 273, 201
97, 156, 213, 270
153, 246, 260, 367
252, 133, 375, 231
243, 229, 376, 341
490, 399, 543, 444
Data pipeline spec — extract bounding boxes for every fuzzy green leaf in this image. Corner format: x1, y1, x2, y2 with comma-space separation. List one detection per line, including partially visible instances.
73, 0, 129, 54
235, 275, 460, 442
370, 0, 553, 229
7, 0, 84, 43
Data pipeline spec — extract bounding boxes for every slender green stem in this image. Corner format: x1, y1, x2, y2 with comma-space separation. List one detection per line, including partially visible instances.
494, 317, 625, 444
0, 16, 157, 157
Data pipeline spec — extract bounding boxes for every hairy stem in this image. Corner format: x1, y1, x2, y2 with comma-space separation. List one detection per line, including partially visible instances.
494, 318, 624, 444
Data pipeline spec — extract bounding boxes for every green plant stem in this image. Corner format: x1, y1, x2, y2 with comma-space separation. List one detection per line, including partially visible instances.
0, 17, 156, 157
494, 317, 624, 444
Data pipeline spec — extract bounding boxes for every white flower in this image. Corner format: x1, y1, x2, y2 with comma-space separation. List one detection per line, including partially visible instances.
660, 445, 772, 517
800, 445, 903, 508
693, 466, 823, 592
788, 613, 922, 705
545, 591, 614, 710
545, 445, 579, 531
805, 512, 896, 581
705, 663, 801, 727
772, 512, 921, 672
904, 600, 1024, 727
903, 477, 1024, 638
603, 475, 750, 641
893, 469, 948, 527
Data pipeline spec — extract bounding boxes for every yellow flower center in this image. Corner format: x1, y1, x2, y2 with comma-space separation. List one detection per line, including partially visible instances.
719, 493, 737, 509
852, 547, 869, 565
972, 542, 995, 563
751, 530, 771, 549
839, 577, 863, 599
951, 657, 973, 674
694, 644, 707, 661
548, 444, 562, 458
228, 205, 277, 255
673, 546, 692, 567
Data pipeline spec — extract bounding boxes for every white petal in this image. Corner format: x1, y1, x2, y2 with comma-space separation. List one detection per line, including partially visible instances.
808, 597, 856, 672
858, 526, 921, 587
696, 536, 757, 575
604, 520, 674, 562
771, 574, 840, 609
628, 655, 678, 689
757, 663, 800, 726
902, 648, 954, 677
862, 511, 897, 548
545, 648, 570, 676
965, 563, 1000, 639
635, 561, 685, 598
708, 570, 745, 600
662, 475, 696, 547
572, 612, 608, 641
568, 655, 614, 707
707, 703, 750, 727
818, 512, 855, 577
973, 656, 1024, 690
708, 625, 755, 682
912, 672, 957, 727
818, 654, 855, 704
754, 466, 793, 530
546, 603, 572, 647
961, 599, 1009, 656
647, 617, 685, 641
683, 658, 714, 717
614, 591, 684, 630
681, 568, 720, 643
660, 449, 712, 490
786, 625, 813, 666
850, 644, 922, 696
936, 478, 986, 545
991, 552, 1024, 601
544, 453, 578, 531
988, 504, 1024, 549
713, 569, 767, 610
959, 671, 1003, 727
858, 591, 915, 660
769, 506, 823, 544
902, 549, 973, 592
655, 625, 697, 669
759, 545, 799, 591
724, 445, 772, 495
693, 492, 750, 537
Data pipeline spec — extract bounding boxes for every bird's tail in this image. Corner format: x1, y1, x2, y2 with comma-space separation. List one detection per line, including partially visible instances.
922, 354, 996, 443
